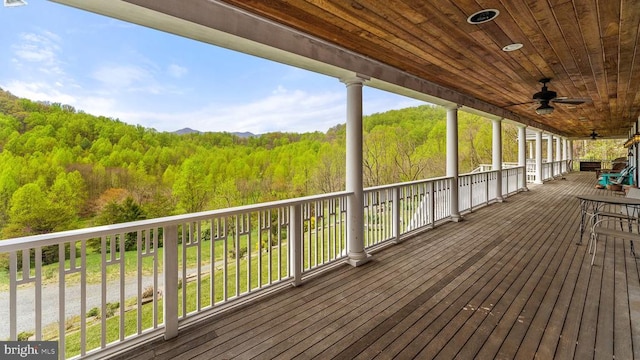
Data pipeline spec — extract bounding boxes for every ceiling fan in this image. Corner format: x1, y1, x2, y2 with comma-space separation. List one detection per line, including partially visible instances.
589, 129, 602, 140
532, 78, 590, 115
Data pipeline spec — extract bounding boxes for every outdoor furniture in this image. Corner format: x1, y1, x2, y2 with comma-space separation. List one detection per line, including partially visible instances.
589, 218, 640, 265
580, 161, 601, 172
597, 166, 634, 187
596, 158, 627, 178
577, 193, 640, 265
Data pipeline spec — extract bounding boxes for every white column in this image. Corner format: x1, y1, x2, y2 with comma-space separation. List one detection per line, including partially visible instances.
342, 75, 370, 267
547, 134, 554, 163
535, 130, 543, 184
628, 123, 640, 187
518, 125, 528, 191
554, 136, 562, 175
492, 118, 504, 202
447, 106, 462, 221
568, 140, 574, 171
569, 140, 573, 160
561, 137, 568, 173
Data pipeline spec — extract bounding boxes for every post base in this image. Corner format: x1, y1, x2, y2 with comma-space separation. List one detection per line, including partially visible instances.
347, 253, 372, 267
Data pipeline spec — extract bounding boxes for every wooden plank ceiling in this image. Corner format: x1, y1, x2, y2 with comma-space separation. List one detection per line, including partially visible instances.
220, 0, 640, 139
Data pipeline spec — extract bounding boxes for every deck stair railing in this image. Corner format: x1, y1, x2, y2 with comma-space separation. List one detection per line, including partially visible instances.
0, 168, 531, 359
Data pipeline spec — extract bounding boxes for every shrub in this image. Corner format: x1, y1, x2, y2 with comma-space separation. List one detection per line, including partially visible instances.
87, 307, 99, 318
142, 286, 155, 299
105, 302, 119, 318
17, 331, 33, 341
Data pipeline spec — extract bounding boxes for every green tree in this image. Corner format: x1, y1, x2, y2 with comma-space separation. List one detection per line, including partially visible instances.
96, 197, 146, 251
173, 157, 212, 213
5, 183, 53, 236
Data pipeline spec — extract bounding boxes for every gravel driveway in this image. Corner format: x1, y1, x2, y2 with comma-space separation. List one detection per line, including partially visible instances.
0, 275, 164, 340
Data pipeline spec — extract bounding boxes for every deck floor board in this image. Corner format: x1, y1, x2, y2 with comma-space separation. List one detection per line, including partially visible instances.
109, 172, 640, 360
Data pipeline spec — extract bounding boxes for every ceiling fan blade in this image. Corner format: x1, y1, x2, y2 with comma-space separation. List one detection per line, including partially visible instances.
551, 97, 591, 105
503, 100, 537, 108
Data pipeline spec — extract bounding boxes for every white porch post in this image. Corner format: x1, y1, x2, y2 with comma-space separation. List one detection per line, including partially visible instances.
518, 125, 528, 191
535, 130, 543, 184
569, 140, 574, 171
547, 134, 554, 163
492, 118, 504, 202
555, 136, 562, 175
342, 75, 371, 267
561, 137, 568, 173
628, 123, 640, 186
447, 106, 462, 221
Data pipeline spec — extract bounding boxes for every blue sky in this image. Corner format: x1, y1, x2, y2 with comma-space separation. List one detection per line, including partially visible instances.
0, 1, 424, 134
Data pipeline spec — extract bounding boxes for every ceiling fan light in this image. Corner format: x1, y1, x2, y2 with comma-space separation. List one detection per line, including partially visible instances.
535, 103, 554, 115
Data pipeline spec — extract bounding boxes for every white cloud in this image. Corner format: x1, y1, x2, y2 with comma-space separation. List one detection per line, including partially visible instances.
92, 64, 152, 88
100, 86, 346, 134
5, 80, 77, 105
12, 31, 64, 75
167, 64, 187, 78
197, 87, 345, 133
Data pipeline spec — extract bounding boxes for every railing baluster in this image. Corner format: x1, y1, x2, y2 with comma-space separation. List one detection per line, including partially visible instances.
101, 236, 107, 348
392, 186, 400, 242
180, 225, 187, 317
234, 216, 240, 297
137, 229, 143, 335
119, 234, 125, 342
9, 251, 17, 340
79, 242, 86, 355
196, 221, 202, 310
223, 217, 228, 301
290, 204, 302, 286
35, 247, 42, 341
164, 224, 178, 340
59, 244, 66, 357
153, 228, 159, 327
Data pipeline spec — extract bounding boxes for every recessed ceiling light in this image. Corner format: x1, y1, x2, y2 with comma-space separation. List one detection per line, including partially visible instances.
467, 9, 500, 24
502, 43, 523, 52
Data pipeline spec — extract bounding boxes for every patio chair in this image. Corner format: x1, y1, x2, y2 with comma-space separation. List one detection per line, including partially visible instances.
589, 217, 640, 265
589, 187, 640, 265
598, 165, 634, 187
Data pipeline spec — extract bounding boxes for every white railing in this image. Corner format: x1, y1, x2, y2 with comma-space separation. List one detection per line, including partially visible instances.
457, 166, 524, 213
502, 166, 524, 196
0, 171, 531, 359
0, 192, 352, 358
458, 171, 494, 212
363, 177, 453, 248
526, 159, 570, 183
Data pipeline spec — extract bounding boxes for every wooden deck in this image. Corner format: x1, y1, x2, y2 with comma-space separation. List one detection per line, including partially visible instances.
112, 172, 640, 360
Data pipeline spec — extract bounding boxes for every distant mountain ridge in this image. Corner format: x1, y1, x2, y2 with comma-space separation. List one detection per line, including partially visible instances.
173, 128, 200, 135
173, 128, 255, 138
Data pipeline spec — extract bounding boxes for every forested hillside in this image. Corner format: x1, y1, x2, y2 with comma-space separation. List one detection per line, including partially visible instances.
0, 88, 518, 239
